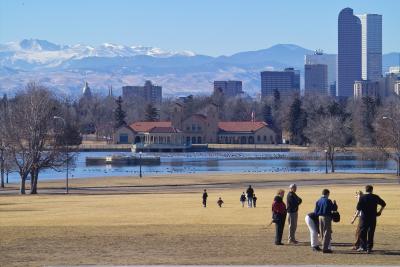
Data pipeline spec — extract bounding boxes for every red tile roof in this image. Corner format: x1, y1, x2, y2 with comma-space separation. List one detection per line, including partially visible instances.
149, 126, 181, 133
218, 121, 268, 132
130, 121, 171, 132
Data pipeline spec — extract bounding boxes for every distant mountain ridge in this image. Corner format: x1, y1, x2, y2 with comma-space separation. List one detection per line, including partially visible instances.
0, 39, 398, 97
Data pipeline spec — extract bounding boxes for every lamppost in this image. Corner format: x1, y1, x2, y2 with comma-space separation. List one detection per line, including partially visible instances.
139, 151, 142, 178
324, 149, 328, 174
54, 116, 69, 193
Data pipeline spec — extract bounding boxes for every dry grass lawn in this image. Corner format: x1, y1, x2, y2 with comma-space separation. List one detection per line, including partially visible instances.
1, 174, 399, 266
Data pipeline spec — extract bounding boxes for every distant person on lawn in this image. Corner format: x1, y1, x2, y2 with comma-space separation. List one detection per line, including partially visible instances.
246, 185, 254, 208
202, 189, 208, 208
253, 194, 258, 208
240, 192, 246, 208
314, 188, 337, 253
287, 183, 302, 244
217, 197, 224, 208
272, 189, 287, 245
356, 185, 386, 253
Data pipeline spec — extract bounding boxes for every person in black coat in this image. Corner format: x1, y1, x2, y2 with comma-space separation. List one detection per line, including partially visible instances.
246, 185, 254, 208
356, 185, 386, 253
286, 183, 302, 244
202, 189, 208, 207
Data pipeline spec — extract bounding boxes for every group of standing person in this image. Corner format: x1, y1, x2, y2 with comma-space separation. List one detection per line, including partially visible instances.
202, 185, 258, 208
272, 184, 302, 246
202, 183, 386, 254
241, 185, 257, 208
271, 184, 386, 254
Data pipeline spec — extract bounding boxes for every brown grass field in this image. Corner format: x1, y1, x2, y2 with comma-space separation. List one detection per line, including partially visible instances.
1, 173, 399, 266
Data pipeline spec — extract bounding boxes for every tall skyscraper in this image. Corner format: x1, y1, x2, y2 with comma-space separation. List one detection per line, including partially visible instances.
337, 8, 362, 98
213, 80, 243, 98
305, 50, 336, 90
304, 64, 328, 95
260, 68, 300, 98
357, 14, 382, 81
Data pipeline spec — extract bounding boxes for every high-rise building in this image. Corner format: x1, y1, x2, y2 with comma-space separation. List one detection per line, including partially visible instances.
122, 80, 162, 105
305, 50, 336, 90
329, 82, 337, 97
213, 80, 243, 98
353, 80, 382, 99
357, 14, 382, 81
337, 8, 362, 98
260, 68, 300, 98
304, 64, 328, 95
384, 67, 400, 96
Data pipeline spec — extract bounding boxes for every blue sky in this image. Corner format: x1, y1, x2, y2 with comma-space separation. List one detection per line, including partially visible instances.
0, 0, 398, 56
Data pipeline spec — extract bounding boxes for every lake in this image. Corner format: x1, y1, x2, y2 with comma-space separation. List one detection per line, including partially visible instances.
4, 151, 396, 183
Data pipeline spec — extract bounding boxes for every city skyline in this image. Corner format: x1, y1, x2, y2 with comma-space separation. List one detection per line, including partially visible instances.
1, 0, 399, 56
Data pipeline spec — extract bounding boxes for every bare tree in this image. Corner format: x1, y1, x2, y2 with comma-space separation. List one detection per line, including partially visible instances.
2, 83, 66, 194
374, 98, 400, 176
305, 115, 351, 173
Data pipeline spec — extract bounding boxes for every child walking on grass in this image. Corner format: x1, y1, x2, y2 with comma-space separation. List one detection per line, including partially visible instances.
217, 197, 224, 207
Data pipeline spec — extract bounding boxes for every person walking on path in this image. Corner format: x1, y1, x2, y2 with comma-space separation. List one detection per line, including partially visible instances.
350, 190, 363, 250
246, 185, 254, 208
287, 183, 302, 244
356, 185, 386, 253
253, 194, 258, 208
217, 197, 224, 208
272, 189, 287, 245
202, 189, 208, 208
240, 192, 246, 208
314, 189, 337, 253
305, 212, 321, 251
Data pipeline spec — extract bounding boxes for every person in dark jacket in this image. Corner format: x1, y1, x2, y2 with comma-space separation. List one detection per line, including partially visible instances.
356, 185, 386, 253
272, 189, 287, 245
287, 183, 302, 244
314, 189, 337, 253
246, 185, 254, 208
253, 194, 257, 208
240, 192, 246, 208
202, 189, 208, 207
217, 197, 224, 207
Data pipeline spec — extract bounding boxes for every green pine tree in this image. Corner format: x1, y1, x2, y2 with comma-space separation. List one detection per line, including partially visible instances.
145, 104, 159, 122
114, 96, 127, 129
288, 97, 307, 145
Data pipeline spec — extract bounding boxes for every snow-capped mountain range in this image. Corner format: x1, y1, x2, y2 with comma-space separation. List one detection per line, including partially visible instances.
0, 39, 398, 97
0, 39, 196, 69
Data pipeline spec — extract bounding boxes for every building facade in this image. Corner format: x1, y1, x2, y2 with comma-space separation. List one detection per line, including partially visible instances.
353, 80, 381, 99
337, 8, 362, 98
218, 122, 276, 144
304, 64, 328, 95
261, 68, 300, 98
114, 104, 279, 145
305, 51, 337, 91
384, 69, 400, 96
357, 14, 382, 81
122, 80, 162, 105
213, 80, 243, 98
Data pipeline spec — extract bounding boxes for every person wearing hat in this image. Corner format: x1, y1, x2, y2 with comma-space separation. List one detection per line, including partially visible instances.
286, 183, 302, 244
